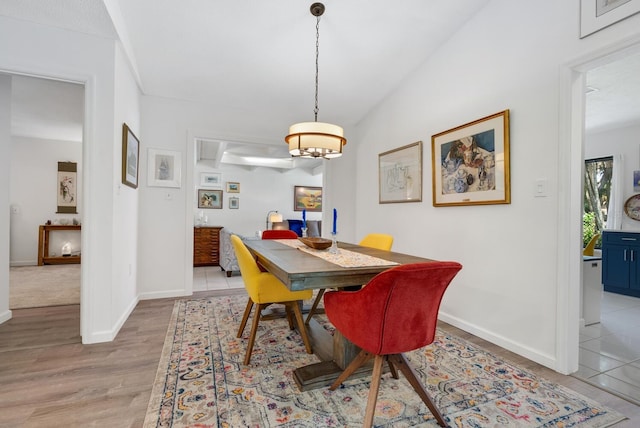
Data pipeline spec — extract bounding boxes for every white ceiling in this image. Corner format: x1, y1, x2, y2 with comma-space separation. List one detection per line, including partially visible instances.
2, 0, 640, 166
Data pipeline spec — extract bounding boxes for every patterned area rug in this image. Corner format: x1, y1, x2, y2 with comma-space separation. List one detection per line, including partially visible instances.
144, 295, 627, 427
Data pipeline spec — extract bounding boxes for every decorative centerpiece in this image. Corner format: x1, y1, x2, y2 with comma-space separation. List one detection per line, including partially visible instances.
299, 237, 333, 250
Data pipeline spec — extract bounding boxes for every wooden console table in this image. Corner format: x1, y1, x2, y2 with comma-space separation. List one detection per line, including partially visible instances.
37, 224, 81, 266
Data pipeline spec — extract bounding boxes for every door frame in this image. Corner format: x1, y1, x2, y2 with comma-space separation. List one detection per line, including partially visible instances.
557, 35, 640, 374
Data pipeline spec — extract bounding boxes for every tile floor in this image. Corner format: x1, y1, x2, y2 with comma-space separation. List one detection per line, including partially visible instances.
576, 291, 640, 405
193, 266, 246, 291
196, 266, 640, 406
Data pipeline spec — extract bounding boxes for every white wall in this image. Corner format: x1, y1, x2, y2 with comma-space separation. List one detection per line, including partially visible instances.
0, 74, 11, 324
137, 94, 324, 299
343, 0, 640, 372
193, 163, 322, 237
10, 136, 82, 265
586, 122, 640, 232
0, 16, 140, 344
111, 43, 142, 323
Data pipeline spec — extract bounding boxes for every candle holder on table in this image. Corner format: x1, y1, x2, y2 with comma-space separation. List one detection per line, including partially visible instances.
301, 227, 308, 238
329, 232, 339, 254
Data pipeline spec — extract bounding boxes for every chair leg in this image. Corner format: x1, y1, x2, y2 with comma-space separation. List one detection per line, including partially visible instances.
285, 305, 295, 329
305, 288, 325, 324
237, 298, 254, 338
388, 354, 447, 427
362, 354, 385, 428
387, 358, 399, 379
329, 349, 373, 390
244, 303, 266, 365
289, 301, 313, 354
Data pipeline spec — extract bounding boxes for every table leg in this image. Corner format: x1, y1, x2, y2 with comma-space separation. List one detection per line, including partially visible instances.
293, 317, 376, 391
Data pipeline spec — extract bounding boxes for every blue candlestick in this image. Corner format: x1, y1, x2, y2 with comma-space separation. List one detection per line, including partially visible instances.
302, 209, 306, 228
332, 208, 337, 234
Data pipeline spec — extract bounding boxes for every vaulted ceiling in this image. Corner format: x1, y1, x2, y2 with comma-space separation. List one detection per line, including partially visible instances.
2, 0, 640, 168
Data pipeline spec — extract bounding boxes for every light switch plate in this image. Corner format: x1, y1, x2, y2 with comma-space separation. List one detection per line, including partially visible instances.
534, 179, 548, 197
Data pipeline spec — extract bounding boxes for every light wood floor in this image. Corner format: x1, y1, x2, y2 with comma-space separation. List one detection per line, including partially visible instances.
1, 289, 638, 427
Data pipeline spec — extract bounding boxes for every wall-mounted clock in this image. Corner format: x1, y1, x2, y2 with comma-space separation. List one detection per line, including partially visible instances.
624, 194, 640, 221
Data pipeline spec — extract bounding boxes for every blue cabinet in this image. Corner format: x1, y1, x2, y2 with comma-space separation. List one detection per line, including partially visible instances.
602, 231, 640, 297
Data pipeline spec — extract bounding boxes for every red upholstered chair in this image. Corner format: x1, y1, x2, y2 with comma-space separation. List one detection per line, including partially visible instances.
326, 261, 462, 428
262, 229, 299, 239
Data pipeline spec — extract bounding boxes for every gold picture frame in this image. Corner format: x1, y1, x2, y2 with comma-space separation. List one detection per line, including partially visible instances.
431, 110, 510, 207
121, 123, 139, 189
226, 182, 240, 193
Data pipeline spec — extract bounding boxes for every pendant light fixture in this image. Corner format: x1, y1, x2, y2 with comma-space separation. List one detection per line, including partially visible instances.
285, 2, 346, 159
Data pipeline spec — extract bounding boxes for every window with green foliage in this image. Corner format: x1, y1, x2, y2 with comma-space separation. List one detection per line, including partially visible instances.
583, 156, 613, 247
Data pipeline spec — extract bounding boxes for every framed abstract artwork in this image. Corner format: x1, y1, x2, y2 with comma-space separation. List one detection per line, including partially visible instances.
229, 197, 239, 209
431, 110, 510, 207
378, 141, 423, 204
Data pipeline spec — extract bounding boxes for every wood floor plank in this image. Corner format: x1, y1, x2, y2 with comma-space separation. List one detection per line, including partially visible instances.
0, 290, 638, 427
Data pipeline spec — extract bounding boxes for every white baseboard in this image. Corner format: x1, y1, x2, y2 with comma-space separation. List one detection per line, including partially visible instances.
138, 289, 191, 301
439, 311, 557, 371
9, 260, 37, 267
81, 297, 139, 344
0, 309, 12, 324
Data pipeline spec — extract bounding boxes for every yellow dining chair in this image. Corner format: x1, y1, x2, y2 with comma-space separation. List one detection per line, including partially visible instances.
231, 235, 313, 365
305, 233, 394, 324
359, 233, 394, 251
583, 233, 601, 256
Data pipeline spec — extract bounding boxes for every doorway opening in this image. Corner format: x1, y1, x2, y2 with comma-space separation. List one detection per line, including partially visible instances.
568, 45, 640, 405
6, 73, 84, 312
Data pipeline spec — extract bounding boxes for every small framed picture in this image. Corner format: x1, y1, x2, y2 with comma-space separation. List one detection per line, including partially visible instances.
580, 0, 640, 38
229, 197, 239, 209
294, 186, 322, 212
378, 142, 423, 204
198, 189, 223, 209
121, 123, 139, 189
200, 172, 222, 187
148, 148, 182, 188
227, 182, 240, 193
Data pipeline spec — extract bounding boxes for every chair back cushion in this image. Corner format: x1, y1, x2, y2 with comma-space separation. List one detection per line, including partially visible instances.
262, 230, 298, 239
230, 235, 262, 283
359, 233, 394, 251
287, 219, 304, 236
324, 262, 462, 355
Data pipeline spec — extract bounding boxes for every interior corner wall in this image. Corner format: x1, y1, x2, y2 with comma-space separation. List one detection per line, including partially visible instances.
111, 42, 141, 323
0, 74, 12, 324
346, 0, 640, 371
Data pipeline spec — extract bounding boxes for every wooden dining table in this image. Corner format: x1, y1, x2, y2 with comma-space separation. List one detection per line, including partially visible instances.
243, 238, 435, 391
